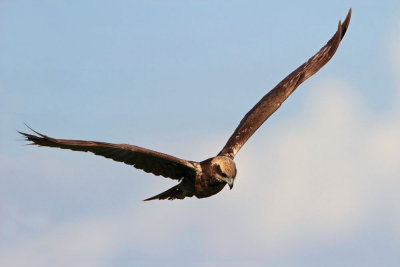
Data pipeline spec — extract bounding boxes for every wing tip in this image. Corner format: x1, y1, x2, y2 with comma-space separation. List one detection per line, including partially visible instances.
328, 9, 352, 58
340, 8, 352, 39
17, 124, 54, 147
23, 123, 48, 138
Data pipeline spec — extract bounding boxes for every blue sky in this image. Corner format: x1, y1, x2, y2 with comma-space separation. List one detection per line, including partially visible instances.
1, 1, 400, 266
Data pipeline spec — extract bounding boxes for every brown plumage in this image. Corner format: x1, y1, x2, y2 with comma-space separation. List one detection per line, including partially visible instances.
19, 10, 351, 201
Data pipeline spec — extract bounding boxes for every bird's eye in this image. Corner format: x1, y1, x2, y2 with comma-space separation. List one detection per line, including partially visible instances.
221, 172, 228, 178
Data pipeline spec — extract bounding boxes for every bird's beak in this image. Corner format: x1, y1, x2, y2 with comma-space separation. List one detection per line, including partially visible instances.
224, 178, 234, 190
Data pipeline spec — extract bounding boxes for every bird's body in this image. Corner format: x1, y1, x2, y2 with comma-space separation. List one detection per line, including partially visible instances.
19, 10, 351, 201
196, 156, 237, 198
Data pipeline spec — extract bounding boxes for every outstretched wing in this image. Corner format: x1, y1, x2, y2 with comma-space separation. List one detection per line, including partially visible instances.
218, 9, 351, 158
19, 127, 198, 180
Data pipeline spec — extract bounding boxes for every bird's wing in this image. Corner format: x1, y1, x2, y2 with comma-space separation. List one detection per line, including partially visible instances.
218, 9, 351, 158
19, 128, 198, 180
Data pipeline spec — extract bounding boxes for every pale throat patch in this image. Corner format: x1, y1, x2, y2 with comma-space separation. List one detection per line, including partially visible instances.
211, 156, 236, 178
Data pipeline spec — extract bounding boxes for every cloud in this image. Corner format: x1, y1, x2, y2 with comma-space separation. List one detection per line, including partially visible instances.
197, 79, 371, 253
3, 77, 400, 266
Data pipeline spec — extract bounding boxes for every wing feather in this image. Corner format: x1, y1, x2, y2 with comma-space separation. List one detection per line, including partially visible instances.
19, 128, 198, 180
218, 9, 351, 158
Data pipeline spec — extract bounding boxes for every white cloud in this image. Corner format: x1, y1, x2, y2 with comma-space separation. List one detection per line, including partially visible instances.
3, 74, 400, 266
0, 203, 194, 267
195, 80, 370, 253
184, 78, 400, 259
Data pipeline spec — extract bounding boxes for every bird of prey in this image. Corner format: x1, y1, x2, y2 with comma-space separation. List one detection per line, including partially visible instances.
19, 10, 351, 201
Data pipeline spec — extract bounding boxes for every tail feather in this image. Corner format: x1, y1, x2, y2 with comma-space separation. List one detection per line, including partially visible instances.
143, 184, 192, 201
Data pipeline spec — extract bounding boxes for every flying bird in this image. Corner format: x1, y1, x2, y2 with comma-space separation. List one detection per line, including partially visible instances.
19, 10, 351, 201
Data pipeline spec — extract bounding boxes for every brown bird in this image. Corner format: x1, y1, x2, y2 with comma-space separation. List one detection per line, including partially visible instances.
19, 10, 351, 201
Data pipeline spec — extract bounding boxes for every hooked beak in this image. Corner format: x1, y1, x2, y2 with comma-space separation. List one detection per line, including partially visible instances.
224, 178, 234, 190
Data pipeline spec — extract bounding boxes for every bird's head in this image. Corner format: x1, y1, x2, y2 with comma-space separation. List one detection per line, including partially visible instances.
211, 156, 237, 189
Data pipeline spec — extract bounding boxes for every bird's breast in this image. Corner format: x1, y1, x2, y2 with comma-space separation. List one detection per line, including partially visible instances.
194, 173, 226, 198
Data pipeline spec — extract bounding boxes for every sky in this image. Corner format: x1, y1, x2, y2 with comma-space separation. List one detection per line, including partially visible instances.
1, 1, 400, 266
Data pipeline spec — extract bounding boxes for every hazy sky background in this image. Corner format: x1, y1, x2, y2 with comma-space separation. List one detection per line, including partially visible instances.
1, 1, 400, 266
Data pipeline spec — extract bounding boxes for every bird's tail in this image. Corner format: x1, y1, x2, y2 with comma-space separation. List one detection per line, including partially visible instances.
143, 184, 192, 201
